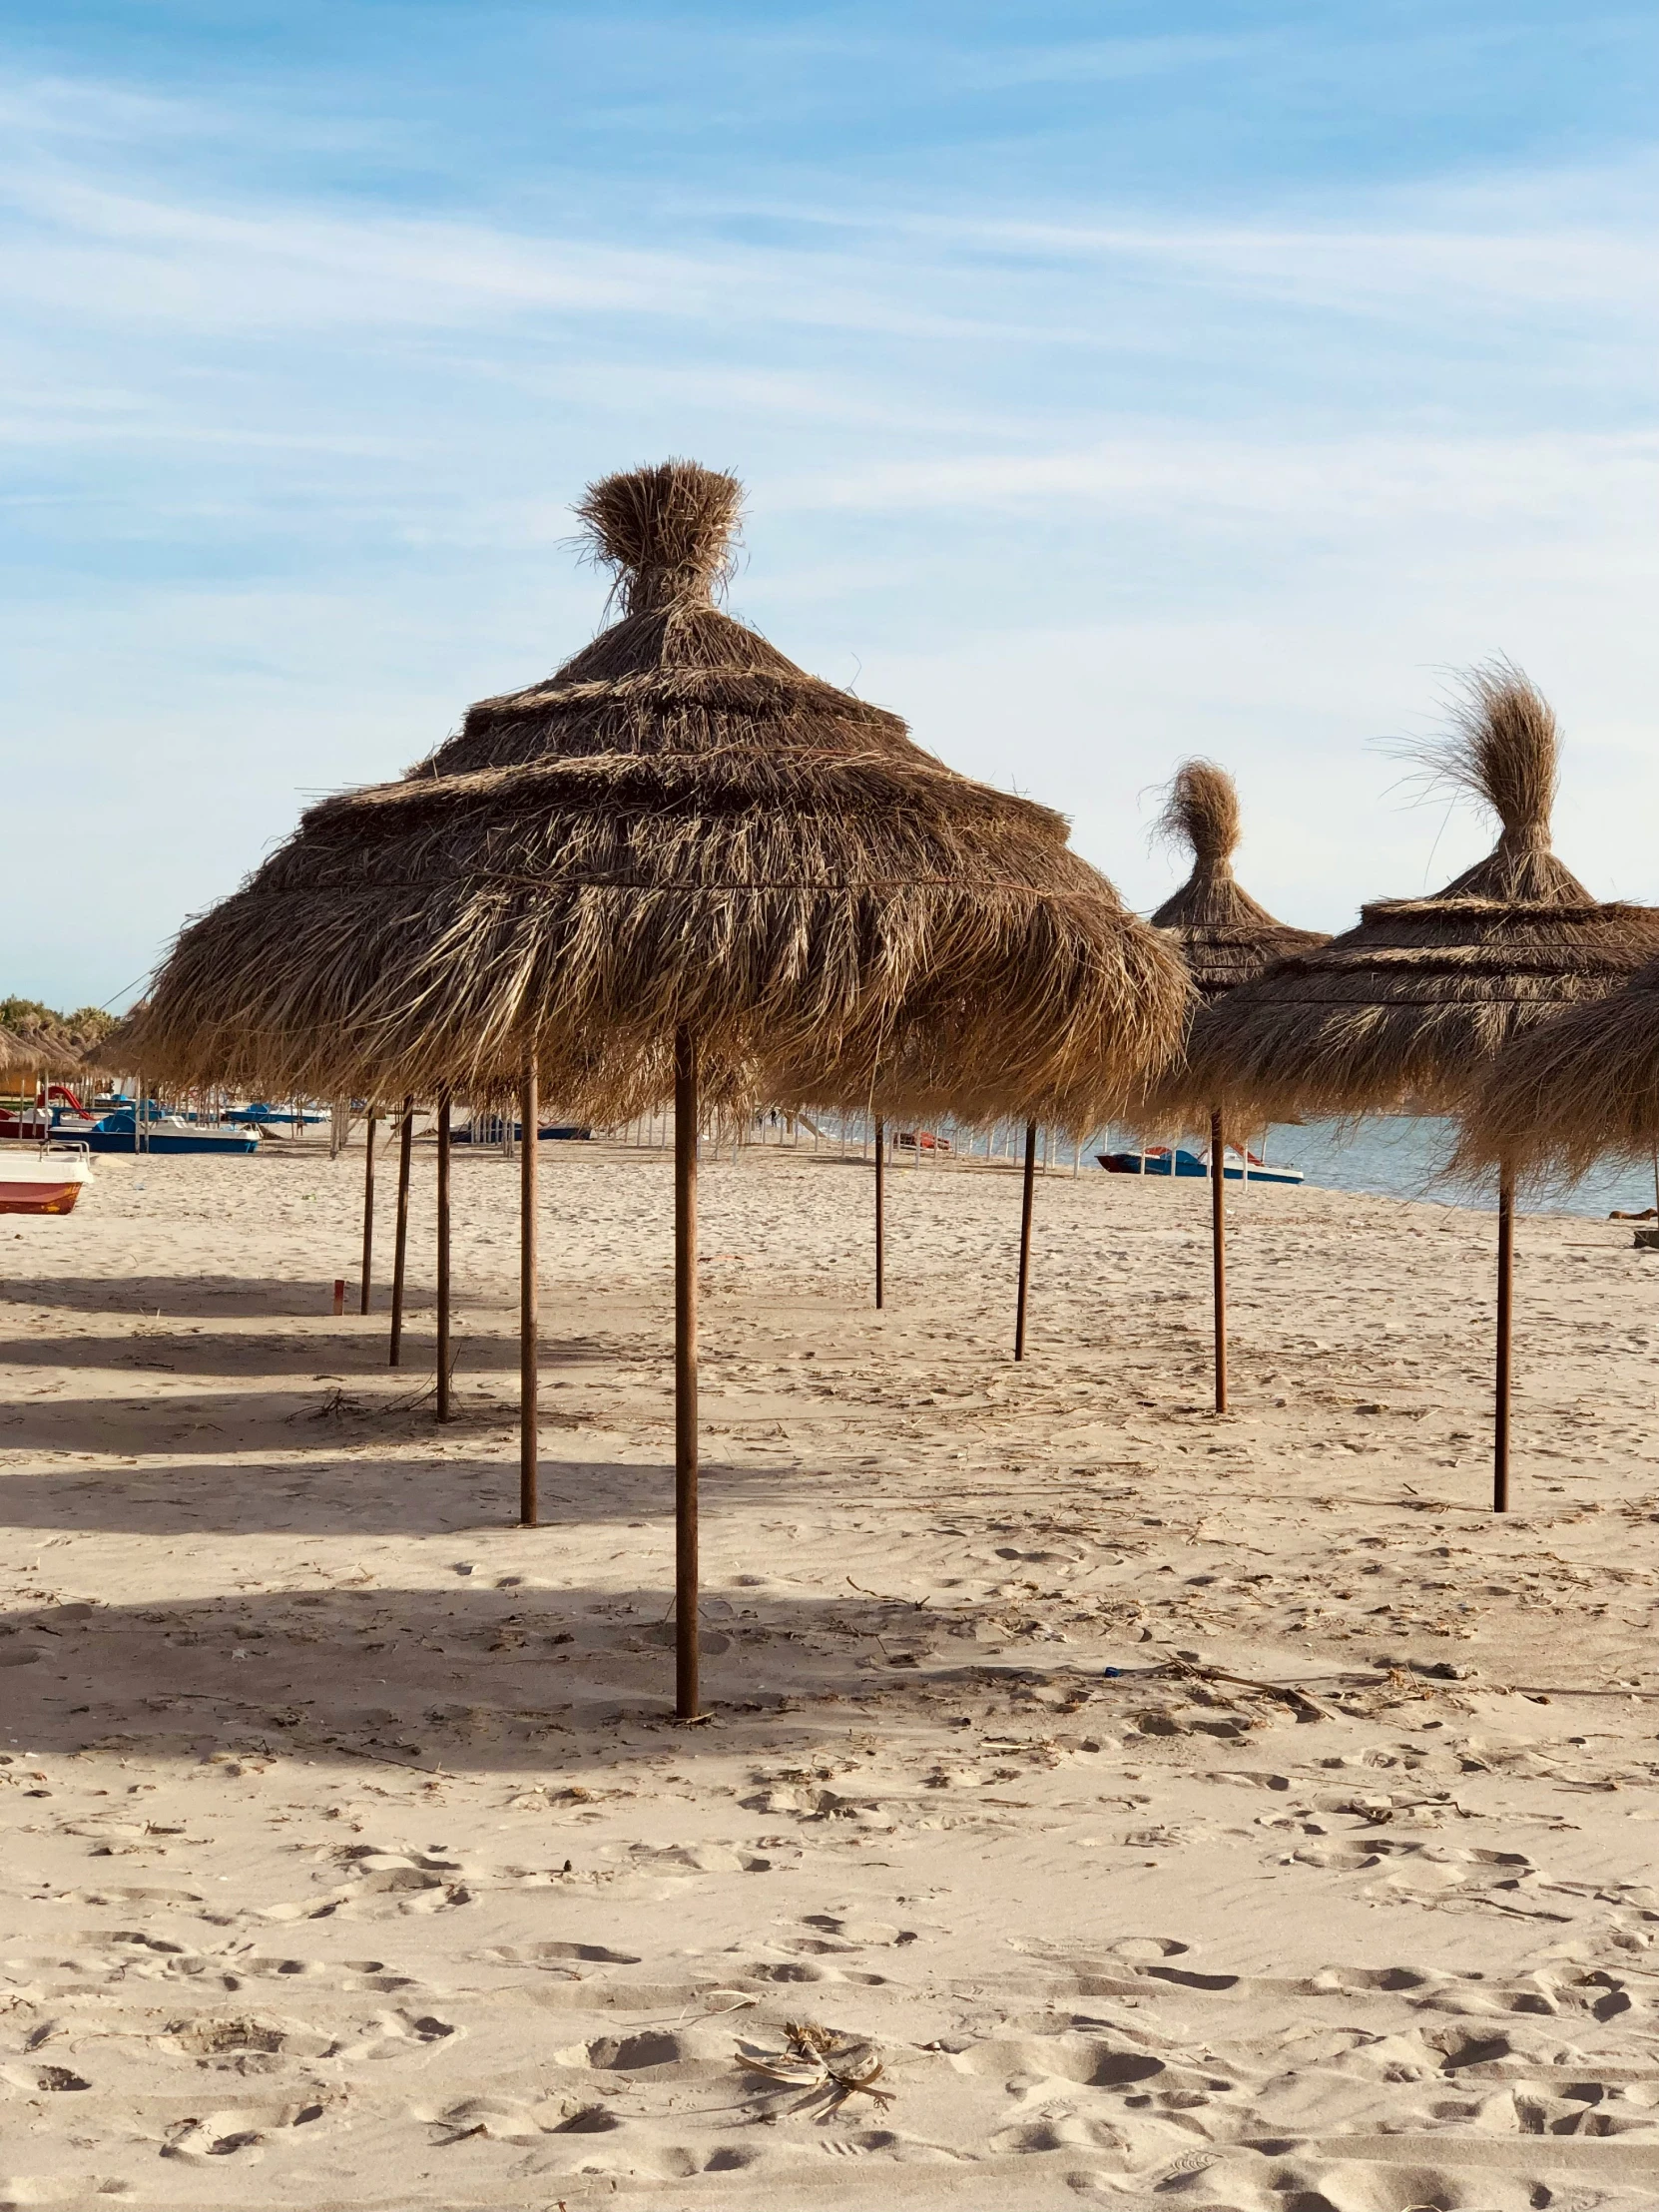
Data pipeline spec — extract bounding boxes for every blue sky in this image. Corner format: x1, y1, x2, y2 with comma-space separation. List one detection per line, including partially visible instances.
7, 2, 1658, 1009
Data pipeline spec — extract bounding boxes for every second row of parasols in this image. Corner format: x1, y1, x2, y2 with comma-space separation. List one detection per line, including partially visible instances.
131, 457, 1657, 1714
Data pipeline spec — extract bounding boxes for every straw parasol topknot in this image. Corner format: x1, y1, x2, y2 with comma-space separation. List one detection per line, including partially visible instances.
1406, 660, 1566, 898
575, 460, 744, 617
1156, 759, 1241, 871
1143, 760, 1327, 1008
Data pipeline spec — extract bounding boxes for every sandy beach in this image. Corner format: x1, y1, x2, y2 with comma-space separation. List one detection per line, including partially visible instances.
5, 1137, 1659, 2209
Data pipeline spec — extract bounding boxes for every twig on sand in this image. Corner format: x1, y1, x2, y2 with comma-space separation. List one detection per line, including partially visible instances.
1162, 1657, 1341, 1721
846, 1576, 928, 1607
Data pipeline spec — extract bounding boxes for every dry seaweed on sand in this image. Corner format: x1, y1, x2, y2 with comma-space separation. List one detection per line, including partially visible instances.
138, 457, 1188, 1127
1158, 664, 1659, 1129
736, 2020, 893, 2114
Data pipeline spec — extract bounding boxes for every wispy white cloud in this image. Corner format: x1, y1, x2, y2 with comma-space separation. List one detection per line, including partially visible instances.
8, 105, 1659, 357
772, 426, 1659, 526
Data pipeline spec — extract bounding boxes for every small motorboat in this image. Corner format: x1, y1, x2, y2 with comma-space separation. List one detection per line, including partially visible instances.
1098, 1142, 1303, 1186
82, 1110, 261, 1156
0, 1145, 92, 1215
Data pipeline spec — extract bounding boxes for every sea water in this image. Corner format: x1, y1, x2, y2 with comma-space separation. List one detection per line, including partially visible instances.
819, 1109, 1656, 1222
1154, 1115, 1658, 1223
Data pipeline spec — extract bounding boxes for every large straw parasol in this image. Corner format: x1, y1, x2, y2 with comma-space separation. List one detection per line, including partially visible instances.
1456, 953, 1659, 1191
142, 458, 1189, 1715
1163, 665, 1659, 1509
1142, 761, 1329, 1411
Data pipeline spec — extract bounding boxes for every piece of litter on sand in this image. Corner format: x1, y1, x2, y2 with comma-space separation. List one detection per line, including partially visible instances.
737, 2021, 893, 2114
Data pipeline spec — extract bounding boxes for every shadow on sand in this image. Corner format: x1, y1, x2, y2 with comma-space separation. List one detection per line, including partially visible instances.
0, 1581, 1055, 1769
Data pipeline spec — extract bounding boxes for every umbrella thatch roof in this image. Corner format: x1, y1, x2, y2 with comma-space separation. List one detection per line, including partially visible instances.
1149, 760, 1329, 999
78, 1007, 149, 1078
1457, 951, 1659, 1182
3, 1025, 88, 1078
1157, 666, 1659, 1126
139, 459, 1188, 1125
1130, 760, 1329, 1130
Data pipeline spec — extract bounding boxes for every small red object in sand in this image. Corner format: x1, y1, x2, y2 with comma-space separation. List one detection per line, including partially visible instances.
332, 1279, 345, 1316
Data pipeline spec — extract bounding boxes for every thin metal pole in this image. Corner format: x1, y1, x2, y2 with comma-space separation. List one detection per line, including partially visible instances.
675, 1028, 700, 1720
358, 1112, 377, 1315
1210, 1108, 1228, 1415
1494, 1161, 1514, 1513
520, 1064, 539, 1527
436, 1083, 451, 1423
873, 1116, 885, 1310
389, 1096, 412, 1367
1014, 1118, 1037, 1361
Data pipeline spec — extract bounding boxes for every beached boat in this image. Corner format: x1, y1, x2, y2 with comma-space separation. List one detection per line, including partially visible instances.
0, 1082, 98, 1142
224, 1103, 326, 1129
83, 1110, 261, 1156
0, 1146, 92, 1215
1098, 1142, 1303, 1185
451, 1120, 593, 1144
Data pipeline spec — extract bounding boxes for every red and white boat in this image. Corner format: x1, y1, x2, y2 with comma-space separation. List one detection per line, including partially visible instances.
0, 1146, 93, 1215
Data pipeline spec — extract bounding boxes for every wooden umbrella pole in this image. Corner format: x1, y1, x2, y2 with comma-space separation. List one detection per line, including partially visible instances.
1210, 1108, 1229, 1414
520, 1064, 540, 1526
675, 1029, 701, 1720
388, 1097, 413, 1368
358, 1112, 378, 1314
436, 1084, 452, 1423
1014, 1118, 1037, 1361
1494, 1160, 1515, 1513
873, 1116, 885, 1309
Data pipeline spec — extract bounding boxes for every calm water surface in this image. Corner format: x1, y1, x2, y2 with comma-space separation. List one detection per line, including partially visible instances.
1155, 1116, 1658, 1222
819, 1111, 1654, 1222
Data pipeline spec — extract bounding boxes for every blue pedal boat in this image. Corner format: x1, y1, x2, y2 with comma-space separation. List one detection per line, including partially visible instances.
1098, 1142, 1302, 1185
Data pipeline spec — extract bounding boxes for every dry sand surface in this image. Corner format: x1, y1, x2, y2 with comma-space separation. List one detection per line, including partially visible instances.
6, 1136, 1659, 2211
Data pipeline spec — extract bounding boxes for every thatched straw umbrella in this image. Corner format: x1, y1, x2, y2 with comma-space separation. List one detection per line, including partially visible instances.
1163, 665, 1659, 1509
141, 458, 1188, 1715
5, 1024, 91, 1134
1143, 761, 1329, 1411
14, 1027, 85, 1079
1456, 952, 1659, 1195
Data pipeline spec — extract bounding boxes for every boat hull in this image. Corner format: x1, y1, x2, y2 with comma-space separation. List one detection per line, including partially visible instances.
83, 1129, 260, 1155
0, 1178, 83, 1214
1098, 1150, 1303, 1185
0, 1152, 92, 1215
